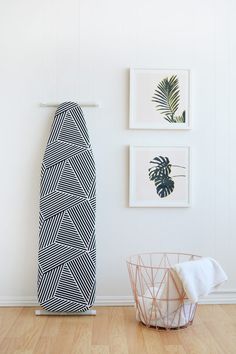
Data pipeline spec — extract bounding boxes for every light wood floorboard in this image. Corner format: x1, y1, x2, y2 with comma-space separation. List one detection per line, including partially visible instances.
0, 305, 235, 354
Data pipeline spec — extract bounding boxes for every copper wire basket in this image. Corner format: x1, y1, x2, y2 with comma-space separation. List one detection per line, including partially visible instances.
127, 252, 201, 330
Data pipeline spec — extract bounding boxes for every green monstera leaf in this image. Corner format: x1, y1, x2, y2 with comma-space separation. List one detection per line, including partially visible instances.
148, 155, 186, 199
149, 156, 171, 181
154, 175, 175, 198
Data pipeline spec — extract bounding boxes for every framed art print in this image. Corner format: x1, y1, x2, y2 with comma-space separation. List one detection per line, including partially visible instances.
129, 69, 190, 130
129, 146, 190, 207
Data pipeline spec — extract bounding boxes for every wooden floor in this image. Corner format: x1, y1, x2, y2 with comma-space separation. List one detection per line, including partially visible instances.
0, 305, 235, 354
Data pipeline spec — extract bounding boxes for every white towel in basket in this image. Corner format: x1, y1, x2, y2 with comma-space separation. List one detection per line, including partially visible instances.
172, 257, 228, 303
137, 271, 195, 328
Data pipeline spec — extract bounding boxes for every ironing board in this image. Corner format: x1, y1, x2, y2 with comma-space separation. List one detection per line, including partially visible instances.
37, 102, 96, 313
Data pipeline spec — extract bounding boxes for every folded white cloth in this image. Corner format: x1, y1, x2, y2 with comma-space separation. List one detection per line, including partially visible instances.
172, 257, 228, 303
137, 280, 195, 328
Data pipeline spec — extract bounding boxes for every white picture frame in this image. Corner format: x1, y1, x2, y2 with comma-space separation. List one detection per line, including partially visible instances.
129, 145, 191, 207
129, 68, 191, 130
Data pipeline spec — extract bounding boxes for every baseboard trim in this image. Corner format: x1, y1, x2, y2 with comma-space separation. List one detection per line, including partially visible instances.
0, 290, 236, 307
198, 290, 236, 304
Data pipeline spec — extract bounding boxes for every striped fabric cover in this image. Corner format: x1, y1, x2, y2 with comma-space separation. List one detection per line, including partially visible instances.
38, 102, 96, 312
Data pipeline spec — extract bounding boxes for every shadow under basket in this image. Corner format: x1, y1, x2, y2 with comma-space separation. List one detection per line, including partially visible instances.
126, 252, 201, 330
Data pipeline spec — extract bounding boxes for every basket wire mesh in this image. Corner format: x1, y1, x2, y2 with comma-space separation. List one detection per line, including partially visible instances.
127, 252, 201, 330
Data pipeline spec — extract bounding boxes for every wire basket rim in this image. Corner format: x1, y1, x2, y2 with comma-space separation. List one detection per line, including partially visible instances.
126, 251, 201, 269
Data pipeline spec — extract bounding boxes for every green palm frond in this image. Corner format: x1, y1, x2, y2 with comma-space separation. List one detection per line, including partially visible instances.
152, 75, 180, 122
174, 111, 186, 123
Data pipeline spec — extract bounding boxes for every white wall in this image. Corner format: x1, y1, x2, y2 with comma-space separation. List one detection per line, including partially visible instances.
0, 0, 235, 303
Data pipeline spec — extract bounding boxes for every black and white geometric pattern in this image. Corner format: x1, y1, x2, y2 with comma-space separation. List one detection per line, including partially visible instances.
38, 102, 96, 312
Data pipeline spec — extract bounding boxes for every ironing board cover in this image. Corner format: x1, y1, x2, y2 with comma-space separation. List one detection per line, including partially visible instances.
38, 102, 96, 312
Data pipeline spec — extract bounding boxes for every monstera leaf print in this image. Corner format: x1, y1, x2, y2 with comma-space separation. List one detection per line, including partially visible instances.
154, 175, 175, 198
149, 156, 171, 180
152, 75, 186, 123
148, 156, 186, 198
